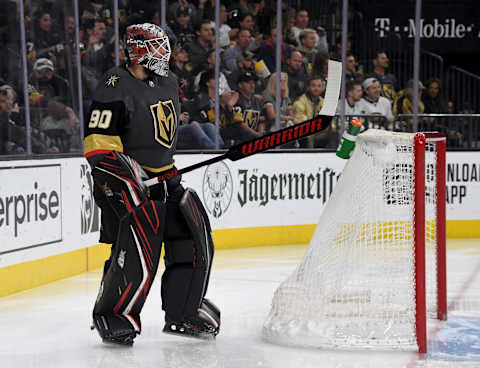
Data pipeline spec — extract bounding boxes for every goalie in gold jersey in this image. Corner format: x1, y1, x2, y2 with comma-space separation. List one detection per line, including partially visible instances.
84, 23, 220, 346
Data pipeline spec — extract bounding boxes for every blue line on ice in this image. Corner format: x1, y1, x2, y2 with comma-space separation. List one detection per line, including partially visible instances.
428, 316, 480, 361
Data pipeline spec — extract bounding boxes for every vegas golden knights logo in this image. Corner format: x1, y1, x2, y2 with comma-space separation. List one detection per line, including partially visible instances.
244, 109, 260, 130
150, 100, 177, 148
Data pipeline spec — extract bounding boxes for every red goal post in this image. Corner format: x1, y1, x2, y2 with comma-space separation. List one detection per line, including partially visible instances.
414, 132, 447, 353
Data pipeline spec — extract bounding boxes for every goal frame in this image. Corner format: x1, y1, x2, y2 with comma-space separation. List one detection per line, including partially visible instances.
414, 132, 447, 353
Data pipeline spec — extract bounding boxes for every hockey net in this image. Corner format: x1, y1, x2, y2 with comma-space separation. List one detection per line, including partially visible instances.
263, 130, 447, 353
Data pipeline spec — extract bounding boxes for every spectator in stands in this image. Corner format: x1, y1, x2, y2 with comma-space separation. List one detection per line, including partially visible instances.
234, 71, 266, 134
283, 50, 309, 101
195, 0, 216, 22
29, 58, 71, 106
29, 9, 60, 57
290, 9, 328, 53
104, 40, 127, 72
335, 79, 364, 134
262, 73, 298, 145
393, 79, 425, 115
213, 4, 239, 50
81, 0, 113, 24
0, 85, 26, 154
226, 51, 266, 93
168, 0, 202, 25
221, 72, 264, 145
170, 46, 195, 100
0, 84, 54, 154
0, 84, 21, 125
447, 101, 455, 114
88, 17, 108, 50
236, 12, 263, 54
69, 41, 98, 108
356, 77, 394, 124
52, 14, 78, 79
0, 0, 31, 83
83, 18, 108, 76
251, 0, 273, 36
311, 51, 329, 82
338, 80, 363, 116
222, 29, 251, 73
345, 53, 363, 82
238, 12, 255, 32
170, 5, 196, 46
178, 69, 224, 149
459, 103, 474, 115
39, 99, 80, 153
62, 15, 76, 45
366, 50, 397, 103
297, 28, 317, 74
229, 0, 265, 20
329, 35, 351, 61
0, 85, 17, 114
293, 76, 330, 148
184, 20, 213, 75
194, 49, 231, 96
257, 26, 292, 76
189, 69, 224, 124
0, 0, 22, 44
423, 78, 448, 113
0, 43, 21, 87
439, 102, 471, 147
177, 110, 219, 150
283, 7, 298, 46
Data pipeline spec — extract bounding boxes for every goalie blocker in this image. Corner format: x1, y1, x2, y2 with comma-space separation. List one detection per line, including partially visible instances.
91, 151, 219, 345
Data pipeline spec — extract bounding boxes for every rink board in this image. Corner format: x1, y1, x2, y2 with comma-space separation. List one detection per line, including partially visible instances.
0, 152, 479, 296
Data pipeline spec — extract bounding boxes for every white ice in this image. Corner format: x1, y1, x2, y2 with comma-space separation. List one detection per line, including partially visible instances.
1, 243, 480, 368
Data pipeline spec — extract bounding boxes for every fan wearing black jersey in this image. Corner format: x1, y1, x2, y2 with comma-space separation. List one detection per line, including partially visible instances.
84, 23, 220, 346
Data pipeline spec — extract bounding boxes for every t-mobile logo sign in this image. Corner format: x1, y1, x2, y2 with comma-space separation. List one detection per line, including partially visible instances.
375, 17, 475, 39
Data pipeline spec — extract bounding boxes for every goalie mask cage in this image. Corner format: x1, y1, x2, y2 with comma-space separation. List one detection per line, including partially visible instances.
263, 130, 446, 353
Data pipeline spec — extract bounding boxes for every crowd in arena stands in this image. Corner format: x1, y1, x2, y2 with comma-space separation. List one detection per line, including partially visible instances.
0, 0, 466, 155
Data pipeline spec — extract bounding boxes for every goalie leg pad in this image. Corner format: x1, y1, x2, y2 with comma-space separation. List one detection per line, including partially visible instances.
92, 151, 152, 218
180, 188, 215, 295
92, 199, 166, 344
161, 188, 219, 336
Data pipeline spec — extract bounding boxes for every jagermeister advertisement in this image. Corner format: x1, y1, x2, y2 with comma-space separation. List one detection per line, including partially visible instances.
174, 151, 480, 229
176, 153, 347, 228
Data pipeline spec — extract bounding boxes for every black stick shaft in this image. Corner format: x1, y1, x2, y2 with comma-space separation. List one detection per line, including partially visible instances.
144, 115, 332, 187
177, 153, 228, 175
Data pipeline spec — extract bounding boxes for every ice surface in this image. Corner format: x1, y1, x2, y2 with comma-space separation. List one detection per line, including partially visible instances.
0, 243, 479, 368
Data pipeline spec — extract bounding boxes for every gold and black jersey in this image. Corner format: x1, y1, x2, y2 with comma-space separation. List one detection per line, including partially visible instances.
84, 66, 180, 173
232, 94, 265, 131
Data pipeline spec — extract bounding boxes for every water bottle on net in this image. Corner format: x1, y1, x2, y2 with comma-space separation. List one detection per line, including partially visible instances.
336, 118, 363, 159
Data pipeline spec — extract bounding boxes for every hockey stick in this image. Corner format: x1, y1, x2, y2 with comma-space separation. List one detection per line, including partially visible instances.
144, 60, 342, 188
144, 115, 332, 187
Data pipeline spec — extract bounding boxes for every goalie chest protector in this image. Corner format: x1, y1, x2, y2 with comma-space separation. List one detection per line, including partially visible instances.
85, 66, 180, 170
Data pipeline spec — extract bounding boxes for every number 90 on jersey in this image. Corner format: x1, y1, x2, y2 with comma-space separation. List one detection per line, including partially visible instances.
88, 109, 112, 129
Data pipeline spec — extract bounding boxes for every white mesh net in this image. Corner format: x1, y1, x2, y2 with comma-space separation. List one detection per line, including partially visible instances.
263, 130, 439, 350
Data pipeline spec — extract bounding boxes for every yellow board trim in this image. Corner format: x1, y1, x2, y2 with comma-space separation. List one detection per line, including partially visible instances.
446, 220, 480, 238
87, 243, 111, 271
1, 220, 479, 298
212, 224, 316, 249
0, 248, 84, 298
